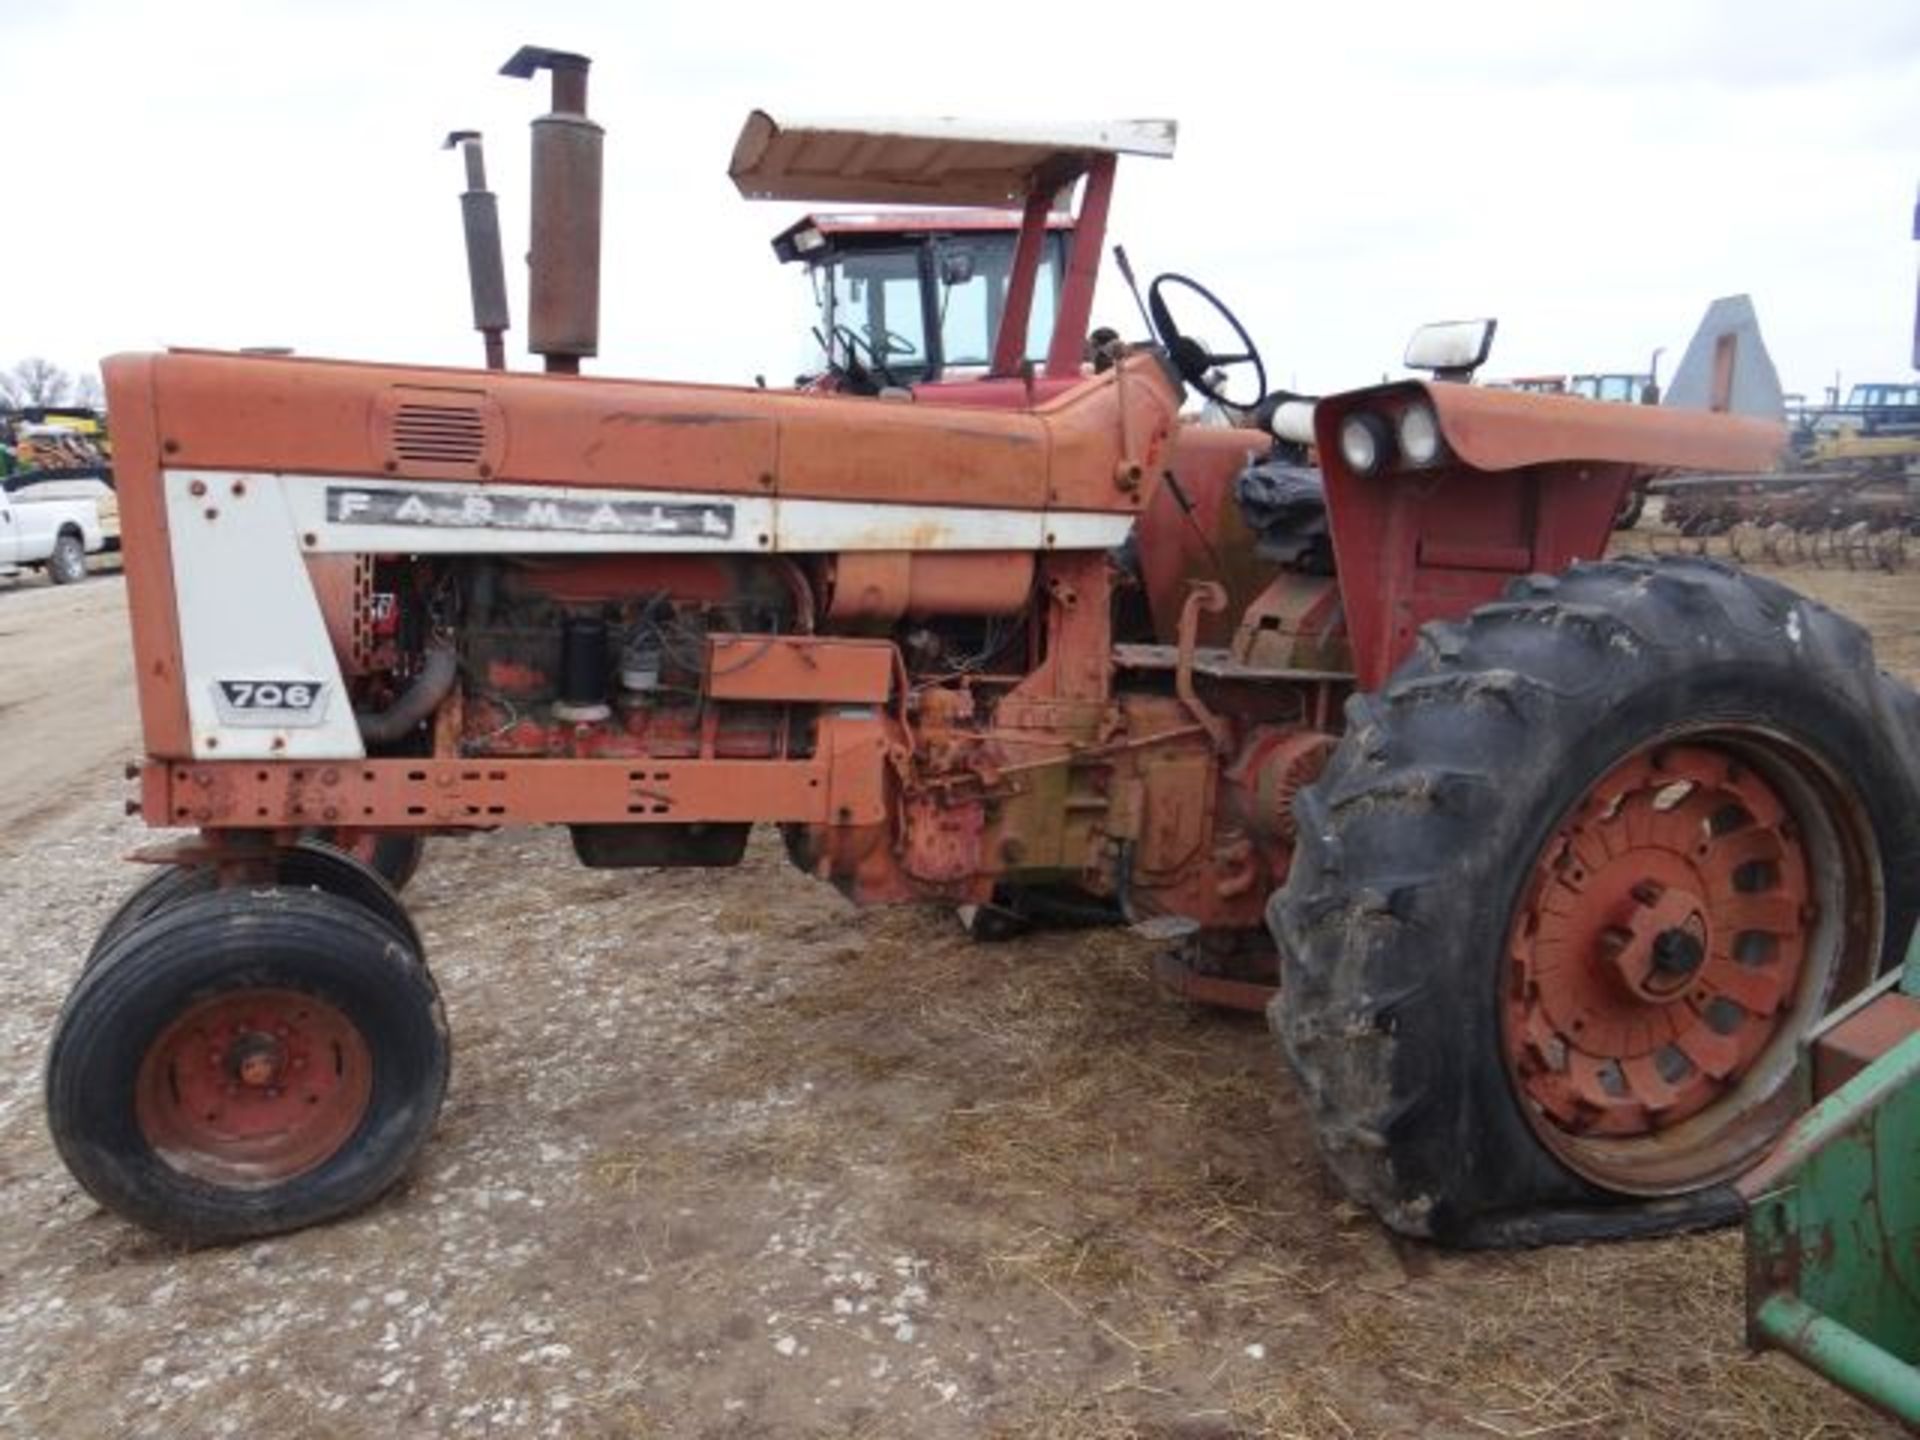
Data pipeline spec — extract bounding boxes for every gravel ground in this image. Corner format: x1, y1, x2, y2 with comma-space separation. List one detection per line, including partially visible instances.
0, 561, 1908, 1438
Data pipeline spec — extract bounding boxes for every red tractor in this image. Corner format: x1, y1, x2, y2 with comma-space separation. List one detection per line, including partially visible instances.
51, 49, 1920, 1248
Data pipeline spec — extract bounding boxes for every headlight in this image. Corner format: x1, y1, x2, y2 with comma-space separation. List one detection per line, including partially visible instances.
1397, 402, 1443, 466
1339, 414, 1390, 474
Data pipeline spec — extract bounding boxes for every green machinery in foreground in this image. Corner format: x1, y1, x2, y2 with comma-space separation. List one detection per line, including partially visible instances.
1743, 928, 1920, 1428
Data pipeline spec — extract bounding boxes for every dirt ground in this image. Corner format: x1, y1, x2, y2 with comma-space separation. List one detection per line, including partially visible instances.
0, 550, 1911, 1439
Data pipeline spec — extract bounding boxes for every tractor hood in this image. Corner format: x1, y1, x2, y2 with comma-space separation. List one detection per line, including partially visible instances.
1317, 380, 1787, 475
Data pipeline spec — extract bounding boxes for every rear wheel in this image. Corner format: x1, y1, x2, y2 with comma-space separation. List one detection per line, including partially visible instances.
1272, 556, 1920, 1245
47, 531, 86, 584
47, 888, 449, 1244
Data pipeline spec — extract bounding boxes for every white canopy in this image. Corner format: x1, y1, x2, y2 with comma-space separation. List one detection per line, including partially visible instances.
728, 112, 1176, 208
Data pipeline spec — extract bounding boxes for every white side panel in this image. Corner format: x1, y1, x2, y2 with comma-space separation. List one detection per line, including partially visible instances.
286, 479, 773, 556
272, 474, 1135, 554
775, 497, 1043, 551
1044, 511, 1138, 550
165, 471, 363, 760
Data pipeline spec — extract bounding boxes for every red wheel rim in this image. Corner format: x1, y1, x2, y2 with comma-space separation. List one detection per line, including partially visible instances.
136, 989, 372, 1187
1503, 740, 1867, 1192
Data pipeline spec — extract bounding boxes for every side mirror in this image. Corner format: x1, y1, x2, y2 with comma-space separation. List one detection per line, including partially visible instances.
938, 249, 975, 287
1404, 318, 1497, 382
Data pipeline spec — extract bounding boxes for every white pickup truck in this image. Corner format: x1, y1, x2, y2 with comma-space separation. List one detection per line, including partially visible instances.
0, 488, 104, 584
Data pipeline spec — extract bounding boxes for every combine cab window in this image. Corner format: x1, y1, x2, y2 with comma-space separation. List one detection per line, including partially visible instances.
934, 234, 1065, 371
823, 247, 930, 378
803, 229, 1069, 384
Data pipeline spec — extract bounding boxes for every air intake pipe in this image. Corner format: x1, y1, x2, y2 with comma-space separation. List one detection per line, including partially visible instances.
443, 130, 510, 370
501, 45, 602, 374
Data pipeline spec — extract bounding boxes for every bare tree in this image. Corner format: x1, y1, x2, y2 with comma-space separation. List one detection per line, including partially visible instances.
71, 372, 105, 411
0, 357, 75, 409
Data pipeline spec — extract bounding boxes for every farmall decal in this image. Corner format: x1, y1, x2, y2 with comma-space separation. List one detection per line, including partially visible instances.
326, 486, 735, 539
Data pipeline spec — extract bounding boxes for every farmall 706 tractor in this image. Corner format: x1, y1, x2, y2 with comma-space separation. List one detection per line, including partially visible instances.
52, 49, 1920, 1247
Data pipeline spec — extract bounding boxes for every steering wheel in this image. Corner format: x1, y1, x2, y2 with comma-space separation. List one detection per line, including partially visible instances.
867, 326, 918, 358
1147, 273, 1267, 410
816, 324, 901, 395
832, 323, 905, 389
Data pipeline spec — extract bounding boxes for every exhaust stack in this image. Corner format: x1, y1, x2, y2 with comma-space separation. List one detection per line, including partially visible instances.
501, 46, 602, 375
443, 131, 510, 371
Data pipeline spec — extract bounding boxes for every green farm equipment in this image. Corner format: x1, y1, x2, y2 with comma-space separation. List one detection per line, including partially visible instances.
1742, 928, 1920, 1427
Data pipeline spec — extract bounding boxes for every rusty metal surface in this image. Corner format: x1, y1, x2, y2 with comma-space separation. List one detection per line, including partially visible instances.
118, 348, 1177, 511
1136, 423, 1275, 647
526, 111, 603, 363
1434, 379, 1786, 472
1503, 743, 1822, 1191
727, 112, 1175, 208
704, 636, 895, 704
143, 754, 858, 829
824, 552, 1033, 625
1173, 582, 1232, 755
1150, 949, 1275, 1013
1321, 379, 1786, 475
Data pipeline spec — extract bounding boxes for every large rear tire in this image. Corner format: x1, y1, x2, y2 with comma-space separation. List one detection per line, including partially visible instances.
48, 888, 449, 1244
1271, 555, 1920, 1245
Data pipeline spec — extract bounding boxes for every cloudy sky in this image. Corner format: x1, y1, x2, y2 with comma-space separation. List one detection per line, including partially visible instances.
5, 0, 1916, 404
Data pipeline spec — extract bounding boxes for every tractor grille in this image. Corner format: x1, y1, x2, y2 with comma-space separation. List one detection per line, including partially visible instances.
374, 387, 502, 477
392, 403, 488, 465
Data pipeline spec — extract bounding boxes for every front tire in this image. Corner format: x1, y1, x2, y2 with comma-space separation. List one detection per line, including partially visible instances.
1271, 555, 1920, 1245
86, 839, 423, 972
48, 888, 449, 1244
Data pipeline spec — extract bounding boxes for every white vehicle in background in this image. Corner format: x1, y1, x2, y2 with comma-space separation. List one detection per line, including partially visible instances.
0, 488, 103, 584
4, 471, 120, 550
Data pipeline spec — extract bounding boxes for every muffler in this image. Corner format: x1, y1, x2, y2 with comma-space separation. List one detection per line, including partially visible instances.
501, 45, 602, 374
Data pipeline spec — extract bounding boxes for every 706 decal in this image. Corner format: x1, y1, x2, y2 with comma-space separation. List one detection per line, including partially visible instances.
211, 678, 331, 727
222, 681, 319, 709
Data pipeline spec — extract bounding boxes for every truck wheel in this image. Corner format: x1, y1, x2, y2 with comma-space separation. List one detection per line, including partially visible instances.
47, 530, 87, 584
1271, 555, 1920, 1245
47, 888, 449, 1244
86, 840, 423, 972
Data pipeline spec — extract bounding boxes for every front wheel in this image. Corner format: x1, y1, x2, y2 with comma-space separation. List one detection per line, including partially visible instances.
47, 888, 449, 1243
86, 838, 423, 972
1272, 555, 1920, 1245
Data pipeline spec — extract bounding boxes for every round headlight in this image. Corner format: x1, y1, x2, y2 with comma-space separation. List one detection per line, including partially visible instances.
1339, 414, 1388, 474
1397, 402, 1442, 466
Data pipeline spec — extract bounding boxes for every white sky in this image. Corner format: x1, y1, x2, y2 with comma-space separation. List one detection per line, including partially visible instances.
5, 0, 1917, 403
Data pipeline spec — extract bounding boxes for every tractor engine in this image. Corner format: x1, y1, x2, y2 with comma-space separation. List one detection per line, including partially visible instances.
453, 556, 797, 761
